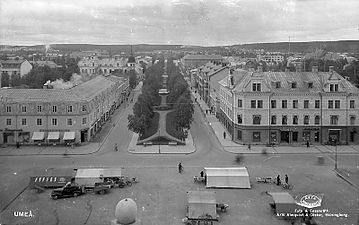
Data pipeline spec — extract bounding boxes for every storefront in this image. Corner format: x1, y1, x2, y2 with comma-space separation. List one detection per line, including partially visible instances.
47, 132, 60, 145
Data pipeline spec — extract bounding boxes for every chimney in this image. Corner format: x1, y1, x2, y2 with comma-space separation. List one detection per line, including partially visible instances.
295, 62, 302, 72
329, 66, 334, 73
312, 65, 319, 73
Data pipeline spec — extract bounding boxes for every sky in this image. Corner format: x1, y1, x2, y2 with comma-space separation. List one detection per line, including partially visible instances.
0, 0, 358, 46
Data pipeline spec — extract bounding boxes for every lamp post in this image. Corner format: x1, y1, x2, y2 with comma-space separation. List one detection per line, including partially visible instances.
331, 138, 338, 170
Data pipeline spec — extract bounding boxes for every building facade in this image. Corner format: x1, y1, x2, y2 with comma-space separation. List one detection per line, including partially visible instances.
0, 59, 33, 77
218, 66, 359, 145
182, 55, 223, 69
0, 75, 129, 145
78, 55, 127, 75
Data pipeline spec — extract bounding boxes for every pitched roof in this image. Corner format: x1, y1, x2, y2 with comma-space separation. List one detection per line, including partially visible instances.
183, 54, 223, 60
0, 60, 26, 68
0, 75, 127, 103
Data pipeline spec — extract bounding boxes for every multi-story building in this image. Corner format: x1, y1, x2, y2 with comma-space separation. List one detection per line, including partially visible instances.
0, 59, 33, 77
78, 55, 126, 75
218, 65, 359, 145
257, 53, 284, 64
0, 75, 129, 145
182, 55, 223, 69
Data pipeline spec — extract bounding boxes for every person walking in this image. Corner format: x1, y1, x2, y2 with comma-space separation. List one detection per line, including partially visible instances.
306, 140, 310, 148
200, 170, 204, 177
276, 175, 281, 186
285, 174, 288, 184
178, 162, 183, 173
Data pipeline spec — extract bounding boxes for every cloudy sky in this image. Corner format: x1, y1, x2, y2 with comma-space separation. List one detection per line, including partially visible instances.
0, 0, 358, 46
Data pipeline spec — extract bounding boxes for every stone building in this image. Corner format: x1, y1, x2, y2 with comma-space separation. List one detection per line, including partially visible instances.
0, 75, 129, 145
218, 66, 359, 145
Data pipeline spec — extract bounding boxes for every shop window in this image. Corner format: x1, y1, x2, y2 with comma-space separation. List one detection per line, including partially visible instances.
302, 131, 310, 141
253, 132, 261, 142
314, 132, 320, 142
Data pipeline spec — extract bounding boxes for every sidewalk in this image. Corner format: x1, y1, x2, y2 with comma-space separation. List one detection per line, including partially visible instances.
191, 89, 359, 155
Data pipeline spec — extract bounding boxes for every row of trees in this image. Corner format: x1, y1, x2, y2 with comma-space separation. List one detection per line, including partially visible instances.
127, 59, 164, 137
166, 59, 194, 131
1, 57, 80, 88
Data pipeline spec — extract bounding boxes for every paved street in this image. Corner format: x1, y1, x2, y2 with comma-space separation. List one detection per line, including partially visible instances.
0, 82, 358, 225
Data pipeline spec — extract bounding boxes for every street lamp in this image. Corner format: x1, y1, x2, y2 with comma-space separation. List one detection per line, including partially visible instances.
331, 138, 338, 170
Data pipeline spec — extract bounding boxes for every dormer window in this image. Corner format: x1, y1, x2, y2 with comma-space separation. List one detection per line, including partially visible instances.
252, 82, 261, 91
291, 82, 297, 89
307, 82, 313, 89
275, 81, 281, 88
330, 84, 339, 92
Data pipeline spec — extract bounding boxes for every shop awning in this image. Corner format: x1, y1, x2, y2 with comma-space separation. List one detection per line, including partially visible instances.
63, 132, 75, 141
47, 132, 60, 140
31, 132, 45, 141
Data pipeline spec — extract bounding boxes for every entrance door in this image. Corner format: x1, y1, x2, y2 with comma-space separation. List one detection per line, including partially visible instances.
281, 131, 289, 143
292, 132, 298, 142
314, 132, 320, 142
81, 130, 88, 142
328, 130, 340, 143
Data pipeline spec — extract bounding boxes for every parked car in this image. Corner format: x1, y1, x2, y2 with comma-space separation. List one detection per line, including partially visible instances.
51, 182, 84, 200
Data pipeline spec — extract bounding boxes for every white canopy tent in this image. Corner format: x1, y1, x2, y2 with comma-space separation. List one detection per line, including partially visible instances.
204, 167, 251, 189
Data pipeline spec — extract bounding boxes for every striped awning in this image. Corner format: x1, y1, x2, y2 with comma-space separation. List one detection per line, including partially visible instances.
47, 132, 60, 140
31, 132, 45, 141
63, 132, 75, 140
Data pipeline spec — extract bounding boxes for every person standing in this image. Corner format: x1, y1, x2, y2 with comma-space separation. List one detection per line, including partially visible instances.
200, 170, 204, 177
285, 174, 288, 184
223, 132, 226, 139
306, 140, 310, 148
178, 162, 183, 173
276, 175, 281, 186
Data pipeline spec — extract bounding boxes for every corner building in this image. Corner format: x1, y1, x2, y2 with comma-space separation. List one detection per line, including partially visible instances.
0, 75, 129, 145
218, 66, 359, 145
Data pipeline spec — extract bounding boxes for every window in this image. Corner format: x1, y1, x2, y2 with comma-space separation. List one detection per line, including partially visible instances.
308, 82, 313, 89
282, 115, 288, 125
52, 105, 57, 113
257, 100, 263, 108
315, 100, 320, 109
21, 118, 26, 126
82, 105, 87, 112
67, 105, 73, 113
335, 100, 340, 109
36, 118, 42, 126
304, 100, 309, 109
52, 118, 57, 126
293, 100, 298, 109
253, 115, 261, 125
315, 116, 320, 125
271, 115, 276, 124
330, 84, 339, 92
275, 82, 281, 88
238, 99, 242, 108
21, 105, 27, 113
350, 116, 356, 125
330, 115, 338, 125
67, 118, 73, 126
253, 132, 261, 142
82, 117, 87, 125
6, 118, 11, 126
271, 100, 276, 108
328, 100, 333, 109
293, 115, 298, 125
304, 115, 309, 125
350, 100, 355, 109
251, 100, 256, 108
282, 100, 287, 108
6, 106, 12, 113
37, 105, 42, 112
252, 83, 261, 91
237, 130, 242, 140
291, 82, 297, 89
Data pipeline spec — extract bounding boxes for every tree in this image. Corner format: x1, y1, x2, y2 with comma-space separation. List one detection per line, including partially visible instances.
10, 73, 21, 87
175, 93, 194, 129
127, 114, 148, 137
1, 72, 9, 87
129, 70, 137, 89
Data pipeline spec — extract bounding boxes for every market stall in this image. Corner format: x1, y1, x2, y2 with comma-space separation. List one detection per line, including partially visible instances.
204, 167, 251, 188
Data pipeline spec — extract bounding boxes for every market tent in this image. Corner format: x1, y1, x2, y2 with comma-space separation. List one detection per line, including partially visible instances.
204, 167, 251, 188
269, 192, 298, 214
47, 132, 60, 140
63, 131, 75, 141
31, 132, 45, 141
187, 191, 218, 220
103, 168, 122, 177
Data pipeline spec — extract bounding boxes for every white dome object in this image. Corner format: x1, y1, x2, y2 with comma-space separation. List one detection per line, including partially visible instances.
115, 198, 137, 224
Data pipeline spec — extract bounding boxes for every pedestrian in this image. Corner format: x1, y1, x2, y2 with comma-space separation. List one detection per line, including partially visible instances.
16, 142, 20, 149
285, 174, 288, 184
200, 170, 204, 177
276, 175, 281, 186
178, 162, 183, 173
306, 140, 310, 148
248, 144, 251, 150
114, 143, 118, 152
223, 132, 226, 139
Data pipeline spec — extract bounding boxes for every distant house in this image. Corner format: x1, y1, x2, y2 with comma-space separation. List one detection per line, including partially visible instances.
182, 54, 223, 69
0, 59, 32, 77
